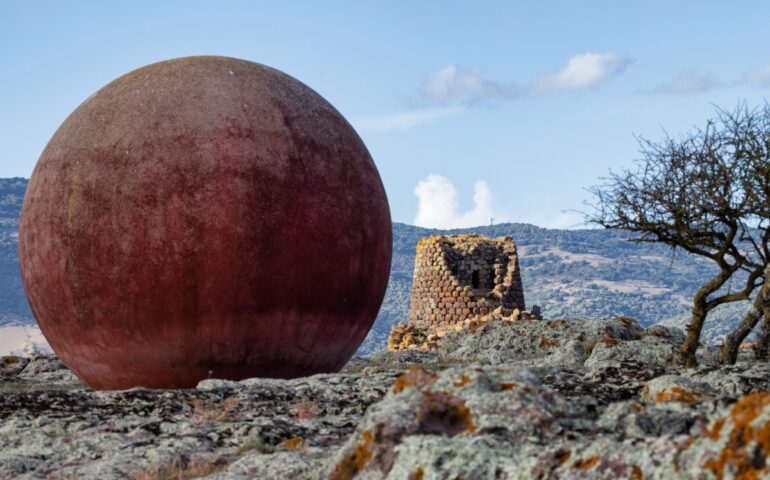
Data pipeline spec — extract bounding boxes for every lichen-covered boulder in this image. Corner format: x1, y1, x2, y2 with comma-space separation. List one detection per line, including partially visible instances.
437, 317, 644, 367
642, 375, 718, 404
584, 335, 681, 370
324, 366, 574, 478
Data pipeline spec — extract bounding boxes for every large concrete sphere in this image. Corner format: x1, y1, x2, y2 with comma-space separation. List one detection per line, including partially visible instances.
19, 56, 392, 389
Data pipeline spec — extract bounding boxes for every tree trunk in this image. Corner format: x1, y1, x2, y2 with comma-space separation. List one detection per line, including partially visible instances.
680, 305, 707, 368
680, 267, 743, 367
755, 313, 770, 361
720, 291, 765, 364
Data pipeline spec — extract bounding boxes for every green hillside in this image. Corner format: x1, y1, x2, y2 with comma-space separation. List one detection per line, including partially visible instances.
0, 178, 753, 352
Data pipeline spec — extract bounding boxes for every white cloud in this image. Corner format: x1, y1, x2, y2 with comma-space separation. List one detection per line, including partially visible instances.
533, 52, 633, 92
651, 70, 721, 95
420, 64, 518, 104
354, 107, 460, 134
745, 62, 770, 88
413, 174, 501, 228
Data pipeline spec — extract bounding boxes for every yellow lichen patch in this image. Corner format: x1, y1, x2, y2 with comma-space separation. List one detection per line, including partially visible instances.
281, 437, 305, 450
392, 367, 438, 394
702, 392, 770, 479
327, 430, 374, 480
539, 336, 560, 349
651, 385, 715, 404
417, 391, 476, 436
453, 374, 472, 387
572, 456, 600, 470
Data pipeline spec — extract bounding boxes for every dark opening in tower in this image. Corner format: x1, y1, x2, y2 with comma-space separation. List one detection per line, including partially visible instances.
472, 269, 480, 289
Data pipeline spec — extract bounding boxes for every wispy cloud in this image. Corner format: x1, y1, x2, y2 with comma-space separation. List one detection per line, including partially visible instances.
745, 61, 770, 88
420, 64, 519, 104
358, 52, 632, 135
413, 174, 503, 228
650, 69, 722, 95
532, 52, 633, 92
353, 107, 460, 134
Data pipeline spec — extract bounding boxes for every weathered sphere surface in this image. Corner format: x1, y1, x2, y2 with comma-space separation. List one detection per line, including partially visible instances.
19, 56, 392, 389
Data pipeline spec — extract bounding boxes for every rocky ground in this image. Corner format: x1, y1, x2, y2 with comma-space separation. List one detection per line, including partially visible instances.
3, 318, 770, 479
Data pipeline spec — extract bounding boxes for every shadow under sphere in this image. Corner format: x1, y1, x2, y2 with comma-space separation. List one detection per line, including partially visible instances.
18, 56, 392, 389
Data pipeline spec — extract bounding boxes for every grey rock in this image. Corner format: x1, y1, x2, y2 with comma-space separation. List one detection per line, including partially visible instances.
17, 355, 66, 377
643, 324, 686, 344
437, 318, 643, 367
584, 335, 680, 369
679, 361, 770, 397
5, 326, 770, 478
0, 369, 395, 479
1, 355, 28, 377
642, 375, 718, 404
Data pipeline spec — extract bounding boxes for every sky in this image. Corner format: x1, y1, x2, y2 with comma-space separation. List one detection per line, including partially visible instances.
2, 2, 770, 229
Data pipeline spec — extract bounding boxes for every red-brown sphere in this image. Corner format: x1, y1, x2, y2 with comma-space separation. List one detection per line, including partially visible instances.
18, 56, 391, 389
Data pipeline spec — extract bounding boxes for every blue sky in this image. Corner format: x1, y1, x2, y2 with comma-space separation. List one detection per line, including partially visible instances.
2, 2, 770, 228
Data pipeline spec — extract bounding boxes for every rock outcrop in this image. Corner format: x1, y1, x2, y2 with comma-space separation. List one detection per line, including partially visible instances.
4, 319, 770, 479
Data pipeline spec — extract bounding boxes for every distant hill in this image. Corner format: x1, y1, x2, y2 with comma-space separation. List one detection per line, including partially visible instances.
357, 222, 750, 353
0, 178, 752, 352
0, 178, 33, 325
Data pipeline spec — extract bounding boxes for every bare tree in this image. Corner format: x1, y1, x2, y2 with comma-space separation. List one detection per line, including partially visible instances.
719, 105, 770, 363
587, 104, 769, 367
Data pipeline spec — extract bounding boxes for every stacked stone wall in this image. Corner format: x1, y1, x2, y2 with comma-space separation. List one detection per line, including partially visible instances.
407, 234, 525, 330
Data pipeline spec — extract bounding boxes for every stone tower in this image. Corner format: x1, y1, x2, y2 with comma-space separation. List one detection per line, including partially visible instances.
408, 234, 525, 331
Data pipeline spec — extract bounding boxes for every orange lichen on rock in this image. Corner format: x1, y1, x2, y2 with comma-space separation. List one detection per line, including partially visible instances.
327, 430, 374, 480
417, 391, 476, 436
645, 385, 715, 404
630, 465, 643, 480
613, 316, 637, 327
599, 336, 620, 346
392, 367, 438, 394
706, 417, 726, 441
453, 374, 472, 387
499, 382, 517, 391
554, 450, 572, 466
409, 467, 424, 480
702, 392, 770, 479
539, 336, 560, 349
572, 456, 600, 470
281, 437, 305, 450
